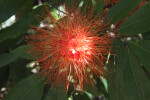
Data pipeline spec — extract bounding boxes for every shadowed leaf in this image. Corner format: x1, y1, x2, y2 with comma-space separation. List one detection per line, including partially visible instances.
0, 0, 31, 23
129, 40, 150, 72
0, 5, 45, 43
4, 74, 44, 100
0, 53, 18, 68
118, 2, 150, 35
11, 45, 32, 60
108, 0, 142, 24
108, 40, 150, 100
44, 88, 68, 100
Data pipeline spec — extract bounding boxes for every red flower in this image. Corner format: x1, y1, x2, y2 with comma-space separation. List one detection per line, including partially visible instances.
27, 2, 114, 92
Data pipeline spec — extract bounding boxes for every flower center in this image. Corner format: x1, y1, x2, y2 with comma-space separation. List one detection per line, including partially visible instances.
68, 35, 92, 62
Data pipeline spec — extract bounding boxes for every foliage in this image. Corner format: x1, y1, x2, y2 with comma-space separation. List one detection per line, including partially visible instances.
0, 0, 150, 100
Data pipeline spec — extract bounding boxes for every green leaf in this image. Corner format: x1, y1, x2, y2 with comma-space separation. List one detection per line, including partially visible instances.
108, 39, 125, 100
65, 0, 81, 9
142, 31, 150, 40
108, 40, 150, 100
4, 74, 44, 100
0, 36, 22, 53
81, 0, 92, 12
0, 53, 18, 68
126, 47, 150, 100
0, 5, 45, 43
129, 40, 150, 72
107, 0, 142, 24
11, 45, 32, 60
44, 88, 68, 100
0, 0, 30, 23
9, 58, 30, 82
73, 93, 91, 100
48, 0, 61, 4
0, 67, 9, 89
95, 77, 108, 97
84, 83, 101, 97
94, 0, 104, 13
118, 2, 150, 35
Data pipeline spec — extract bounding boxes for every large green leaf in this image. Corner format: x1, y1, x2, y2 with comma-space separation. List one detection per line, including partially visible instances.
0, 36, 22, 53
44, 88, 68, 100
0, 0, 30, 23
94, 0, 104, 13
142, 31, 150, 40
108, 39, 125, 100
4, 74, 44, 100
0, 5, 45, 43
9, 58, 30, 82
11, 45, 32, 60
126, 47, 150, 100
0, 67, 9, 89
108, 40, 150, 100
0, 53, 18, 68
107, 0, 142, 24
118, 2, 150, 35
129, 40, 150, 72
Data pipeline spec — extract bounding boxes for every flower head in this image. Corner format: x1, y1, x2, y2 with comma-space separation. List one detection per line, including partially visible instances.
27, 1, 114, 92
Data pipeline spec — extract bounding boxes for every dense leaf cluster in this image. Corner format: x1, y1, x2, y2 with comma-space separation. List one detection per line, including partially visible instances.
0, 0, 150, 100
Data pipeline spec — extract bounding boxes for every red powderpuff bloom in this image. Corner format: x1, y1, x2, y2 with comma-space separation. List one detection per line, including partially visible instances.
27, 2, 115, 92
